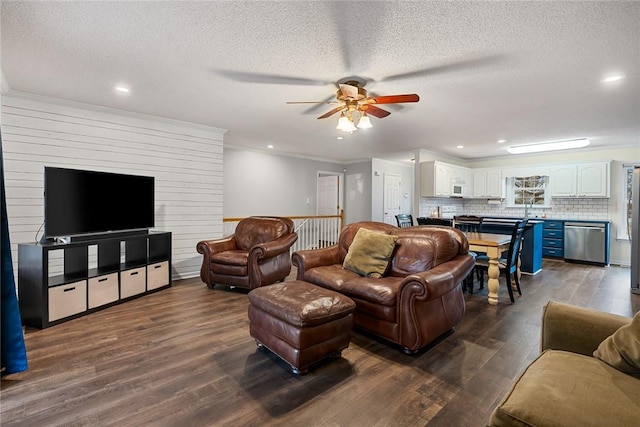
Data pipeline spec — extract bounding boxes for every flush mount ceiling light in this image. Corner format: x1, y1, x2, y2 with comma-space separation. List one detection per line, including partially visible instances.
601, 74, 625, 83
507, 138, 590, 154
114, 85, 130, 94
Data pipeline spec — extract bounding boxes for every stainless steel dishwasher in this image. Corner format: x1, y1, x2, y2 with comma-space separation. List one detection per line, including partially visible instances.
564, 222, 608, 265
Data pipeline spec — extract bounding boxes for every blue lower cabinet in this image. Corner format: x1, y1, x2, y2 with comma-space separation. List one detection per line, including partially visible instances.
542, 219, 565, 259
543, 247, 563, 258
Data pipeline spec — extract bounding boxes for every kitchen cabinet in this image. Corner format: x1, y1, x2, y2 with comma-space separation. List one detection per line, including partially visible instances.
542, 220, 564, 258
549, 162, 610, 198
421, 161, 471, 197
473, 169, 505, 198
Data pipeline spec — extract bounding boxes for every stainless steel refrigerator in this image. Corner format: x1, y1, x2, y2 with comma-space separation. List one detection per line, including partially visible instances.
632, 166, 640, 294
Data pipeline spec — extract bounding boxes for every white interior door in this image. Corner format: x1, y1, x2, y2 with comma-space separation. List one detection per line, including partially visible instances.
317, 173, 342, 246
317, 175, 339, 215
383, 173, 402, 225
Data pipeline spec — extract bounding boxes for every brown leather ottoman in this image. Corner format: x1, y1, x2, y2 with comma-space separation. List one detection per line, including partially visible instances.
247, 280, 356, 375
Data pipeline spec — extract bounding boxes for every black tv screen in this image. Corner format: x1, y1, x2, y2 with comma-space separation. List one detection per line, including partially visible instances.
44, 167, 155, 238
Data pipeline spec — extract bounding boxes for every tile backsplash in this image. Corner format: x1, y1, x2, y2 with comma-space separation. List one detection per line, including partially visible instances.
420, 197, 609, 220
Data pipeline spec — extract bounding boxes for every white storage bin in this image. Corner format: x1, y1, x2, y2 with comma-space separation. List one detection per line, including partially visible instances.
121, 266, 146, 298
88, 272, 119, 309
147, 261, 169, 290
49, 280, 87, 322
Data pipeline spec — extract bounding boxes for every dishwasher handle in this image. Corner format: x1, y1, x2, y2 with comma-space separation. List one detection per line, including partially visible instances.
564, 225, 605, 231
564, 222, 606, 229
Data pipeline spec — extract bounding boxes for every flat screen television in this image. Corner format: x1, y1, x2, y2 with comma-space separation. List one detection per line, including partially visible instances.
44, 167, 155, 239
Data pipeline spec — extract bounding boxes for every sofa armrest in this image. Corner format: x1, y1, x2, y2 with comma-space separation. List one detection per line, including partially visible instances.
541, 301, 631, 356
400, 254, 475, 299
291, 246, 341, 280
250, 233, 298, 260
196, 236, 237, 257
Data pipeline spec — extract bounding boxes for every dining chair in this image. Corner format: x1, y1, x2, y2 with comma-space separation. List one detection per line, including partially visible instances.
475, 219, 529, 303
452, 215, 484, 293
452, 215, 483, 232
395, 214, 414, 228
417, 217, 452, 226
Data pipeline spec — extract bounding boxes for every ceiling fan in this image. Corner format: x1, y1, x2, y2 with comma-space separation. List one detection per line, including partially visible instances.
286, 80, 419, 132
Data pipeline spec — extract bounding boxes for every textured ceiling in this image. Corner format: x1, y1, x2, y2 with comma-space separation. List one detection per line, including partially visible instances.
2, 1, 639, 163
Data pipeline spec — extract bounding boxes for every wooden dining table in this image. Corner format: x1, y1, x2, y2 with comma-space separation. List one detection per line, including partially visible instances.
464, 232, 514, 305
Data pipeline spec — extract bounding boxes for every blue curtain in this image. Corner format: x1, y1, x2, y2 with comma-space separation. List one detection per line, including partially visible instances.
1, 128, 28, 375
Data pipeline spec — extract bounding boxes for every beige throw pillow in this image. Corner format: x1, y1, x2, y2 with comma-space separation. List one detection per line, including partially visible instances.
343, 228, 397, 278
593, 310, 640, 377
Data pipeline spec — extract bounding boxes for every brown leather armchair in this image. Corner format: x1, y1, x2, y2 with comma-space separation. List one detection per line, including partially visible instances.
197, 216, 298, 290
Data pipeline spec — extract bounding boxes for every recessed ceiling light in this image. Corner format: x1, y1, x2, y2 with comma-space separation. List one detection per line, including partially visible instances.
497, 139, 506, 144
336, 136, 343, 140
267, 144, 274, 149
456, 145, 464, 149
507, 138, 590, 154
601, 75, 625, 83
114, 85, 130, 93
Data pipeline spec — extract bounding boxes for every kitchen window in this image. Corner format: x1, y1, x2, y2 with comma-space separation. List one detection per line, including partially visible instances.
507, 175, 550, 208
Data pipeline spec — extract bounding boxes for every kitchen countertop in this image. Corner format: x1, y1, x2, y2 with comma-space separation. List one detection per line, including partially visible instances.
419, 216, 611, 225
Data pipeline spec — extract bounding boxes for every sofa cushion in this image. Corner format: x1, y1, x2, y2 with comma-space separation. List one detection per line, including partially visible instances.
490, 350, 640, 427
594, 310, 640, 377
304, 265, 362, 293
343, 228, 397, 278
341, 276, 402, 307
389, 235, 436, 276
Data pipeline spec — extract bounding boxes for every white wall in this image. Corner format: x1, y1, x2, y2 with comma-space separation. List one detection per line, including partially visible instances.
223, 147, 344, 217
2, 93, 225, 282
344, 160, 372, 224
371, 158, 414, 223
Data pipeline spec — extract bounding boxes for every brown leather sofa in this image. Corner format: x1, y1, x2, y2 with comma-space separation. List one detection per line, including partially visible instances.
292, 221, 474, 353
197, 216, 298, 290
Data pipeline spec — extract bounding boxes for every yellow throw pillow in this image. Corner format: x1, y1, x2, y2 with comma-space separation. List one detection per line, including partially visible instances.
343, 228, 397, 278
593, 310, 640, 377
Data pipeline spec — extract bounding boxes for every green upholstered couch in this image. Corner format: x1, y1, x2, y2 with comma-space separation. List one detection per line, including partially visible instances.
489, 301, 639, 427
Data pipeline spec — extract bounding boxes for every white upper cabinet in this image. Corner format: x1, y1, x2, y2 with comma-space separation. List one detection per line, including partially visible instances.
421, 161, 471, 197
549, 162, 609, 197
549, 165, 577, 197
578, 162, 609, 197
473, 169, 504, 198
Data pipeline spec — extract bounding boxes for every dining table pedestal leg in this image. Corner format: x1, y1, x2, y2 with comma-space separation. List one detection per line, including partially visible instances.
487, 257, 500, 305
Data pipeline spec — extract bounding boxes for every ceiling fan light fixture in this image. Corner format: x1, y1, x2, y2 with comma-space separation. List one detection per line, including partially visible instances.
357, 113, 372, 129
507, 138, 590, 154
337, 113, 357, 132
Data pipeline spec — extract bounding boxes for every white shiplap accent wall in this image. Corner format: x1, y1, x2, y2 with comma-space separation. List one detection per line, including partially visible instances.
2, 93, 225, 284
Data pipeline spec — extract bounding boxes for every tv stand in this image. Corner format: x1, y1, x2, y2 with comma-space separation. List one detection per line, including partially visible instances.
18, 231, 172, 329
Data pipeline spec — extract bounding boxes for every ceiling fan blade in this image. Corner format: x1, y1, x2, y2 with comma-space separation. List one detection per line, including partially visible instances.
286, 101, 341, 104
213, 69, 330, 86
339, 83, 359, 99
380, 55, 506, 82
361, 105, 390, 118
301, 94, 340, 115
367, 94, 420, 104
317, 106, 346, 119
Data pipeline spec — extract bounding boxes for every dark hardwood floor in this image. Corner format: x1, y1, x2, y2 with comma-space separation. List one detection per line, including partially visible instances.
2, 260, 638, 426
